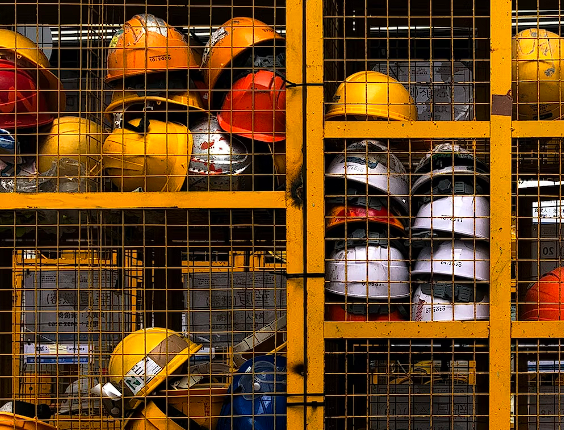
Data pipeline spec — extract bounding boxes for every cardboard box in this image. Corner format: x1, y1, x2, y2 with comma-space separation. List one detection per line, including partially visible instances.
23, 271, 127, 344
370, 382, 475, 430
526, 386, 564, 429
185, 272, 286, 347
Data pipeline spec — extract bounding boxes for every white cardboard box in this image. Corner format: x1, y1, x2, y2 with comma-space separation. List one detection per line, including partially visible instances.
370, 382, 475, 430
526, 386, 564, 429
23, 270, 126, 344
185, 271, 286, 347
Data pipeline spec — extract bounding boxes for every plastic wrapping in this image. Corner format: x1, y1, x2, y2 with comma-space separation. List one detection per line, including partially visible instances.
0, 158, 98, 193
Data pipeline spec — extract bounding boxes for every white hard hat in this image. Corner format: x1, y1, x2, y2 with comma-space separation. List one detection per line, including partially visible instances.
414, 143, 488, 175
411, 240, 490, 281
412, 195, 490, 239
411, 165, 490, 195
412, 283, 489, 321
59, 378, 100, 415
325, 140, 409, 213
188, 115, 251, 190
325, 228, 410, 299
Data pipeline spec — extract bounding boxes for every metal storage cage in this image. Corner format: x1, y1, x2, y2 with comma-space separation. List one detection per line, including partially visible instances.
0, 0, 562, 429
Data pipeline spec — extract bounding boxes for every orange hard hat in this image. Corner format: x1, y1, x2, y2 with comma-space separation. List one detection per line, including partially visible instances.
521, 267, 564, 321
106, 14, 200, 83
217, 70, 285, 143
201, 17, 284, 101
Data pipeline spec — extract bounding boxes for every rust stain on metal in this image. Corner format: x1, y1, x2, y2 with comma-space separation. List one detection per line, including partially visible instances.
291, 363, 306, 376
289, 171, 304, 207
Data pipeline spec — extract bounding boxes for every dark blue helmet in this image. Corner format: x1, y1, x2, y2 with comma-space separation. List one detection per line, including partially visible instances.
216, 355, 286, 430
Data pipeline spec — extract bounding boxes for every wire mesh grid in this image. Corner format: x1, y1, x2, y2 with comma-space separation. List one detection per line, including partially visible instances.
3, 208, 286, 429
323, 138, 492, 323
323, 0, 491, 121
325, 339, 489, 429
0, 2, 287, 193
513, 2, 564, 121
512, 339, 564, 429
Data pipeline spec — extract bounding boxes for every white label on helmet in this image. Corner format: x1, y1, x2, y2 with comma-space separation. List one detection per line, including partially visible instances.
123, 357, 163, 395
439, 260, 463, 268
202, 26, 229, 66
426, 305, 448, 314
440, 217, 464, 223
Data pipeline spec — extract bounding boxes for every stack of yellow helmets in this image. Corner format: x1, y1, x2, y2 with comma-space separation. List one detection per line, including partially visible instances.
102, 14, 206, 192
512, 28, 564, 120
93, 328, 203, 429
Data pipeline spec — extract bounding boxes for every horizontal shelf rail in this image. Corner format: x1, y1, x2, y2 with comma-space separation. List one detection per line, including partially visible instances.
324, 121, 491, 139
324, 321, 490, 338
0, 191, 286, 210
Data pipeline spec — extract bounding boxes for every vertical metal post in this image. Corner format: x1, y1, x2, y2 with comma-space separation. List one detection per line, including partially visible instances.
286, 0, 307, 428
304, 0, 325, 427
489, 0, 512, 428
286, 0, 325, 427
0, 247, 12, 400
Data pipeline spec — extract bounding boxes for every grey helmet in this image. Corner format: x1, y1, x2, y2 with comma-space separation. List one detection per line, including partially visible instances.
188, 115, 251, 190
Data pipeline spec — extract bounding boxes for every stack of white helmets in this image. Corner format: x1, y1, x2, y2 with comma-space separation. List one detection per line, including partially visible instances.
410, 143, 490, 321
324, 140, 410, 321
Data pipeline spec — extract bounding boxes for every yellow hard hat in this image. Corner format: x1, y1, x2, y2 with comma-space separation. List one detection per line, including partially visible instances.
325, 71, 418, 121
512, 28, 564, 120
123, 400, 187, 430
0, 413, 57, 430
107, 328, 201, 414
102, 118, 193, 192
38, 116, 104, 177
0, 29, 65, 112
104, 89, 205, 123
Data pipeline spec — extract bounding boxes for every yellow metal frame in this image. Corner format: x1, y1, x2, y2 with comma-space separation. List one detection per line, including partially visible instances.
295, 0, 519, 428
11, 250, 140, 402
2, 1, 555, 428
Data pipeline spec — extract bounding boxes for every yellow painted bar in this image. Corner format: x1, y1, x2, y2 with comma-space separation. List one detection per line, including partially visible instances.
511, 321, 564, 338
489, 0, 512, 428
324, 321, 490, 338
285, 0, 306, 429
324, 121, 491, 139
304, 0, 325, 426
512, 121, 564, 137
0, 191, 285, 210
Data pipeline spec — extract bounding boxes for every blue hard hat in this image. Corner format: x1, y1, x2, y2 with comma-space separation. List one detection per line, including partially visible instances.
216, 355, 287, 430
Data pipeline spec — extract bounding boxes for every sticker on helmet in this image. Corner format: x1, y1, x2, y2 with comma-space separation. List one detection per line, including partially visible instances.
138, 14, 169, 37
123, 357, 163, 395
108, 29, 124, 51
344, 156, 380, 170
201, 26, 229, 66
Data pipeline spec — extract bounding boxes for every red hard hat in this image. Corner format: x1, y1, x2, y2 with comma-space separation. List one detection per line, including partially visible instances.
520, 267, 564, 321
217, 70, 285, 143
0, 59, 53, 129
325, 297, 408, 321
325, 200, 405, 233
